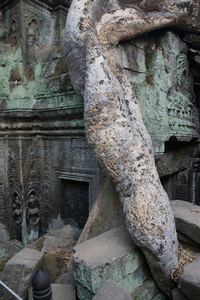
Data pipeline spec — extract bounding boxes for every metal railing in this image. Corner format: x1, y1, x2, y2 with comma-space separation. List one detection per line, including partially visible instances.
0, 280, 23, 300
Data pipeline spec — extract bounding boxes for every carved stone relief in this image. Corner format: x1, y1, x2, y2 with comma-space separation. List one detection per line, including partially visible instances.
176, 171, 188, 201
120, 30, 199, 155
7, 19, 19, 47
12, 191, 22, 225
26, 190, 40, 226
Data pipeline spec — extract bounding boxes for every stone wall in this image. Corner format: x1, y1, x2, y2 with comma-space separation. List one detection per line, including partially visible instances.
0, 0, 199, 248
0, 0, 101, 245
119, 29, 200, 204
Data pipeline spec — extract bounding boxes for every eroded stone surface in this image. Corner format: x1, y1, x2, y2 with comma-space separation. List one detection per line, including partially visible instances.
92, 279, 132, 300
171, 200, 200, 244
179, 253, 200, 300
72, 227, 147, 299
0, 248, 43, 299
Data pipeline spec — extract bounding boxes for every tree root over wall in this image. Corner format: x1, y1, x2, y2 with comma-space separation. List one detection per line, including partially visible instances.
63, 0, 200, 297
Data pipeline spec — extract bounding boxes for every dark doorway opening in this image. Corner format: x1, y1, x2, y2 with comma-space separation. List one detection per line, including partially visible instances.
60, 180, 89, 231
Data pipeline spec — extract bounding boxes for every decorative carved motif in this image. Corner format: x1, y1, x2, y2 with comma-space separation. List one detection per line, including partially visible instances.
176, 172, 188, 201
7, 19, 19, 47
12, 191, 22, 224
26, 19, 39, 49
26, 190, 40, 226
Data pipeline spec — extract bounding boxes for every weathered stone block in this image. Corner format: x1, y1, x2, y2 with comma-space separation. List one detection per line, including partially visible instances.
152, 293, 168, 300
171, 200, 200, 245
130, 278, 159, 300
172, 288, 189, 300
0, 248, 43, 299
92, 279, 132, 300
178, 253, 200, 300
73, 227, 146, 299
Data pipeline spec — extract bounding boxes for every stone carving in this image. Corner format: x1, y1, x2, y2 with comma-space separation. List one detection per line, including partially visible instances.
176, 172, 188, 202
7, 19, 18, 47
12, 192, 22, 224
26, 19, 39, 49
64, 0, 200, 296
26, 190, 40, 226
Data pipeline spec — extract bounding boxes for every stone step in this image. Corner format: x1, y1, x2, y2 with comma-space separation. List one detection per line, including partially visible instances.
171, 200, 200, 245
28, 283, 76, 300
171, 200, 200, 299
178, 253, 200, 300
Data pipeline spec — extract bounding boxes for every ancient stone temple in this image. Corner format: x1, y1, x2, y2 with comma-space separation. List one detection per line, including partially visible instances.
119, 29, 200, 204
0, 0, 199, 252
0, 1, 200, 299
0, 0, 101, 245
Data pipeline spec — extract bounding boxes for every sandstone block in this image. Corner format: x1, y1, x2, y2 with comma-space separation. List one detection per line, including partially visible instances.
0, 248, 43, 299
92, 279, 132, 300
130, 278, 159, 300
72, 227, 146, 299
171, 200, 200, 245
178, 253, 200, 300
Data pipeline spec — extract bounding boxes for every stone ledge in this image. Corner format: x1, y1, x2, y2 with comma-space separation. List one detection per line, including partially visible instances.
171, 200, 200, 244
179, 253, 200, 300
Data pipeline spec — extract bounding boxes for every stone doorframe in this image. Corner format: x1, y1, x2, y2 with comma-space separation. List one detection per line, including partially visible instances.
54, 168, 100, 212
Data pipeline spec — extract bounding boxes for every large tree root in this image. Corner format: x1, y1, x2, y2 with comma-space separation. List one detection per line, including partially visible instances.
64, 0, 200, 296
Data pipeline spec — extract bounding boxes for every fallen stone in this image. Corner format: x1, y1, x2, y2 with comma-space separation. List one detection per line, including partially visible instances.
178, 253, 200, 300
0, 248, 43, 299
130, 278, 159, 300
177, 232, 200, 252
27, 225, 77, 283
92, 279, 132, 300
77, 179, 124, 244
171, 200, 200, 245
28, 283, 76, 300
43, 224, 77, 252
73, 227, 147, 300
172, 288, 189, 300
55, 264, 76, 287
27, 225, 77, 252
152, 293, 168, 300
46, 224, 77, 240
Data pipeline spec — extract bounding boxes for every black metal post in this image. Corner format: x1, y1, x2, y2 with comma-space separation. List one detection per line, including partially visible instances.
32, 269, 52, 300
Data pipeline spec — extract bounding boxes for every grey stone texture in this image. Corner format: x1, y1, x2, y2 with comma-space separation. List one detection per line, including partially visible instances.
72, 227, 162, 300
178, 253, 200, 300
42, 224, 77, 252
92, 279, 132, 300
0, 248, 43, 299
171, 200, 200, 245
120, 30, 199, 155
77, 179, 124, 244
172, 288, 189, 300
